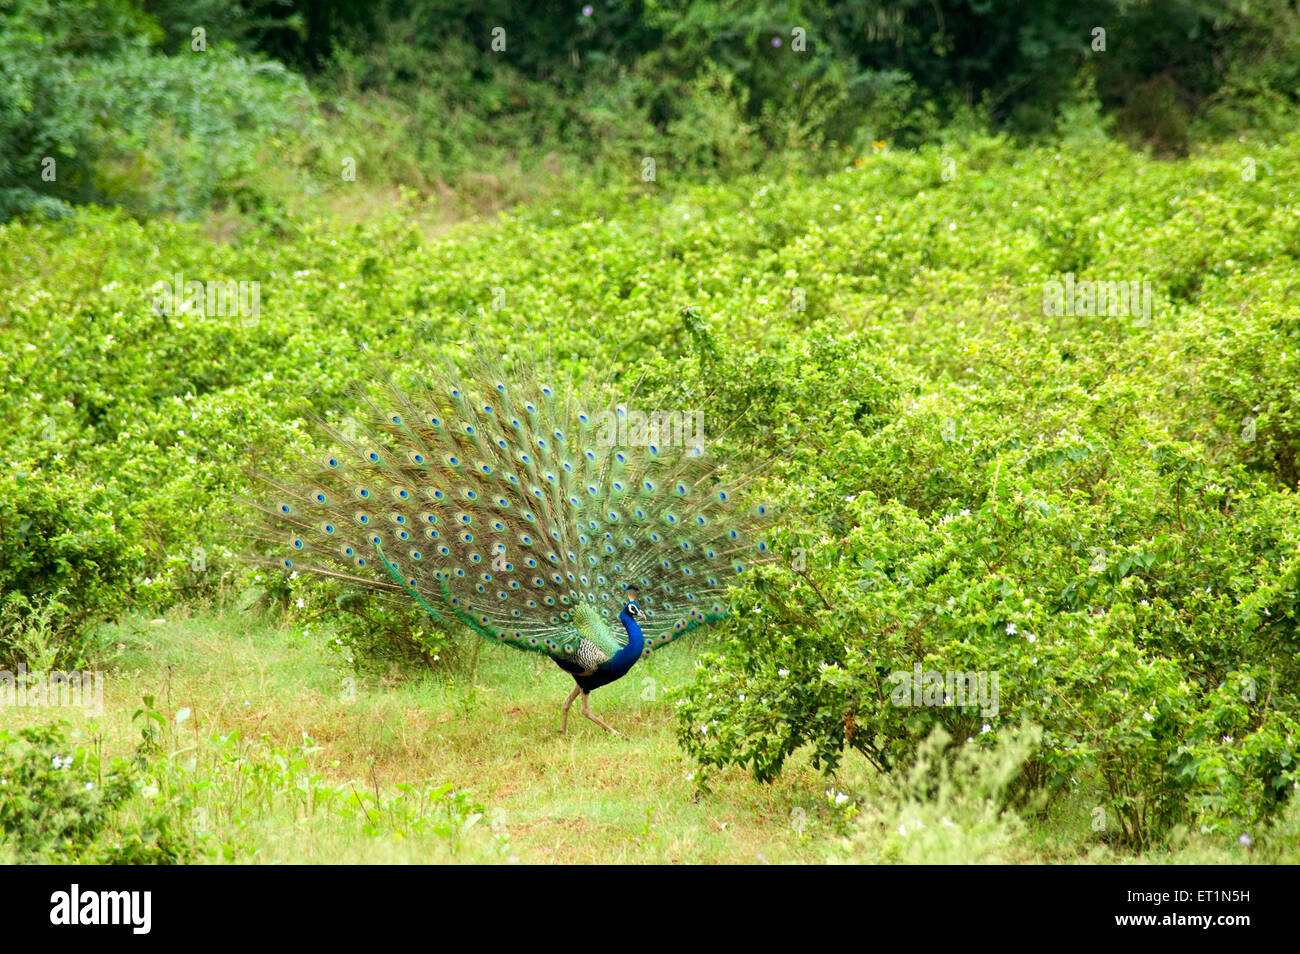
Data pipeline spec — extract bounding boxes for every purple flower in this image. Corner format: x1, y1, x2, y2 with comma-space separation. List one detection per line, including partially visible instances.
582, 4, 592, 15
772, 36, 782, 47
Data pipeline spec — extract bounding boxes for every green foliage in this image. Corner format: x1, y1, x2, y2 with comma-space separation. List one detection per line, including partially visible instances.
320, 588, 463, 674
303, 0, 1300, 165
77, 47, 316, 219
839, 725, 1040, 864
0, 693, 498, 863
4, 127, 1300, 848
0, 718, 194, 863
6, 0, 1298, 224
129, 693, 500, 860
0, 467, 144, 667
0, 0, 314, 222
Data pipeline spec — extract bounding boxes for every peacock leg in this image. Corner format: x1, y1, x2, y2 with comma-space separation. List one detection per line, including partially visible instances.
560, 685, 581, 734
581, 691, 619, 736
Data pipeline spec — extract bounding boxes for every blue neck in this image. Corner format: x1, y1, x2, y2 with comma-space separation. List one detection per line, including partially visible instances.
613, 609, 645, 665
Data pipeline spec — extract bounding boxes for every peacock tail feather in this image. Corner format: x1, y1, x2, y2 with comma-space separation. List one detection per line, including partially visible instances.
243, 350, 771, 663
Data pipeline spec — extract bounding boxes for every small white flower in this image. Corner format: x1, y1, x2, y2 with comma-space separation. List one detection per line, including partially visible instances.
296, 597, 305, 609
1005, 622, 1017, 636
778, 668, 789, 676
981, 723, 992, 734
85, 782, 94, 791
1143, 712, 1155, 722
1026, 632, 1037, 644
834, 791, 849, 806
1223, 735, 1234, 744
1238, 833, 1253, 847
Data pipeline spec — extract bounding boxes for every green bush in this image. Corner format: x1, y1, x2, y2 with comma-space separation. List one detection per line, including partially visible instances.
674, 315, 1300, 846
839, 725, 1041, 864
5, 0, 1300, 224
0, 466, 144, 667
0, 720, 194, 863
0, 0, 315, 222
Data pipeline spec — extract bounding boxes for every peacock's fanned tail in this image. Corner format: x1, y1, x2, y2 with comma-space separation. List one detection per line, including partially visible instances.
243, 352, 771, 662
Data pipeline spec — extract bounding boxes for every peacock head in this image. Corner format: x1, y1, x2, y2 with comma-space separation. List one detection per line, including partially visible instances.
623, 586, 644, 619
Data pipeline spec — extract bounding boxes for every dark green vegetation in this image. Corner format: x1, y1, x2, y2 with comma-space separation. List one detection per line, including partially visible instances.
2, 0, 1298, 863
4, 0, 1298, 222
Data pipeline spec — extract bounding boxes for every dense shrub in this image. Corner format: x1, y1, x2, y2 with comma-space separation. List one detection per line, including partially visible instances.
0, 721, 195, 863
0, 466, 144, 667
6, 1, 1299, 223
0, 0, 315, 222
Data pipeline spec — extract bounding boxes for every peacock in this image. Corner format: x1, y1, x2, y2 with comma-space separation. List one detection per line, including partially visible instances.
244, 351, 770, 735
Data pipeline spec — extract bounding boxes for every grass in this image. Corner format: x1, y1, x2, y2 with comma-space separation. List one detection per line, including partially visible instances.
4, 602, 1296, 863
5, 604, 836, 863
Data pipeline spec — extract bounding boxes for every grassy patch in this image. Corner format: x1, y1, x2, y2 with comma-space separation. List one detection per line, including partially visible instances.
5, 606, 1293, 863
